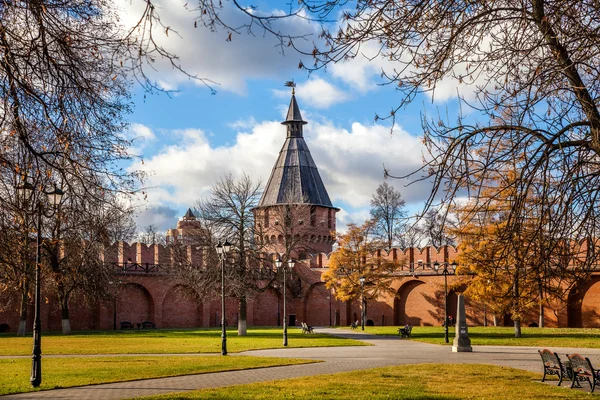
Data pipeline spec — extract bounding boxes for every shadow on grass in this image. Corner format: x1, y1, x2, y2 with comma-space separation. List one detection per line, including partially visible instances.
0, 328, 338, 340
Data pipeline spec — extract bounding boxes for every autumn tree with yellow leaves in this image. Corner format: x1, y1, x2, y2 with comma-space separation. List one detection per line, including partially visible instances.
454, 160, 587, 337
323, 220, 402, 324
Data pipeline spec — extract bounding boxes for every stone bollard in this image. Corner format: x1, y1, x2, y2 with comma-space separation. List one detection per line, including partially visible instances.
452, 294, 472, 352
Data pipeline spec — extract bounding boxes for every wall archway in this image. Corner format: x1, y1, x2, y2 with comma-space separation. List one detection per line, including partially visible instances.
118, 283, 154, 326
395, 280, 425, 326
304, 282, 331, 326
394, 279, 457, 326
568, 276, 600, 328
162, 285, 202, 328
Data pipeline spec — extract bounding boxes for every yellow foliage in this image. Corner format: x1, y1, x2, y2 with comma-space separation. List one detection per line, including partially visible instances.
323, 220, 402, 302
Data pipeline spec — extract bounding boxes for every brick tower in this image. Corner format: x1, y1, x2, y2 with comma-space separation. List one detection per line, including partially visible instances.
166, 208, 206, 245
253, 90, 338, 257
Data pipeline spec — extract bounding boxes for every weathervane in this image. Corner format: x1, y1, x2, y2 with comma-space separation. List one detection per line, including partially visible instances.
284, 80, 296, 95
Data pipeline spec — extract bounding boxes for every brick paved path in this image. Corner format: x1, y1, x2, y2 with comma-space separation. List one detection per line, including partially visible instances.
3, 328, 599, 399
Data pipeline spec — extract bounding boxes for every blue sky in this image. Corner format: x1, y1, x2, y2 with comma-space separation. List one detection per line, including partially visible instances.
121, 1, 467, 233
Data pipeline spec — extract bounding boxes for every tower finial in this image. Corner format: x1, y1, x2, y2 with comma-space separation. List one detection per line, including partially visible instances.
284, 79, 296, 95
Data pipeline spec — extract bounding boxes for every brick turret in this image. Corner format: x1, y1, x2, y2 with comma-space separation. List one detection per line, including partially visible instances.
253, 91, 338, 256
166, 208, 206, 245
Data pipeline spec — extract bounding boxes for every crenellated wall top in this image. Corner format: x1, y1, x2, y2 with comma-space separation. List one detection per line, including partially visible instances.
102, 241, 460, 270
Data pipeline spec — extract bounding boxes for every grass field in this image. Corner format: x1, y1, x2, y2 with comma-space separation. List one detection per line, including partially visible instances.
133, 363, 589, 400
0, 355, 316, 396
350, 326, 600, 348
0, 327, 366, 356
4, 326, 600, 397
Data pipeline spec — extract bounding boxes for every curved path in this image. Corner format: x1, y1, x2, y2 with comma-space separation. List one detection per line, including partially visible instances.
2, 328, 599, 400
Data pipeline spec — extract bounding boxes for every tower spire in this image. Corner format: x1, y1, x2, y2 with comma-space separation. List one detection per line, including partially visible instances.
282, 81, 307, 139
257, 90, 334, 208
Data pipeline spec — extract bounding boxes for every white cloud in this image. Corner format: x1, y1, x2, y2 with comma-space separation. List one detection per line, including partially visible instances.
328, 41, 389, 93
228, 116, 258, 130
130, 115, 430, 229
117, 0, 318, 94
310, 121, 429, 208
274, 77, 349, 109
129, 120, 283, 210
115, 1, 489, 106
335, 207, 371, 233
126, 123, 157, 156
130, 123, 156, 141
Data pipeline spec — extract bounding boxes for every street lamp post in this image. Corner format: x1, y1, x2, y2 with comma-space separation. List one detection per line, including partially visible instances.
328, 293, 332, 327
113, 295, 117, 331
276, 285, 281, 326
109, 280, 121, 331
359, 276, 366, 331
17, 180, 64, 388
433, 261, 457, 344
216, 240, 232, 356
484, 279, 490, 327
275, 256, 295, 346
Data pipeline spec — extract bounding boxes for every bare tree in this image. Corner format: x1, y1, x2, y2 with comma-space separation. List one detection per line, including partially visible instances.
397, 218, 424, 249
43, 190, 136, 334
299, 0, 600, 272
168, 173, 264, 336
370, 182, 406, 250
138, 224, 166, 246
0, 200, 34, 336
420, 208, 456, 248
0, 2, 149, 202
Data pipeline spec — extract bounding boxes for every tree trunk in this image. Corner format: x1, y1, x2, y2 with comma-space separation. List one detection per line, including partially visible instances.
493, 315, 497, 327
238, 295, 247, 336
17, 291, 28, 336
61, 302, 71, 335
538, 281, 545, 327
514, 318, 522, 338
513, 270, 521, 337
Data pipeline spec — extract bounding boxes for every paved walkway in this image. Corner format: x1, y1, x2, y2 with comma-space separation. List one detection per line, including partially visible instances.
3, 328, 599, 399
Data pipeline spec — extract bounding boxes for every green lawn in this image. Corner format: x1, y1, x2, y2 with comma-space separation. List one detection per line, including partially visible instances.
134, 363, 590, 400
0, 327, 366, 356
351, 326, 600, 348
0, 355, 316, 396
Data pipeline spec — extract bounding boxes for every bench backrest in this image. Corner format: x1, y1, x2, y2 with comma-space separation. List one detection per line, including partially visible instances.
539, 349, 561, 369
568, 353, 594, 377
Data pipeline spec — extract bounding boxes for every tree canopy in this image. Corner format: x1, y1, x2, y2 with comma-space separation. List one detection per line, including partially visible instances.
370, 182, 406, 250
452, 160, 583, 336
302, 0, 600, 267
323, 220, 401, 302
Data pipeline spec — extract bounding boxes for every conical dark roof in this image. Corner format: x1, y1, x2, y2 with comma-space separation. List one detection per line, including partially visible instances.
183, 208, 196, 219
284, 94, 308, 125
257, 94, 334, 208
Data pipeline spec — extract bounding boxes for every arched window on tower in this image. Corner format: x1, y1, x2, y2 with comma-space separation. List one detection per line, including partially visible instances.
264, 208, 270, 228
310, 206, 316, 227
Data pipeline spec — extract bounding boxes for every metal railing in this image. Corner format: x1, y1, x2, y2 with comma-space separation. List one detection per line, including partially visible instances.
393, 262, 456, 276
110, 261, 167, 275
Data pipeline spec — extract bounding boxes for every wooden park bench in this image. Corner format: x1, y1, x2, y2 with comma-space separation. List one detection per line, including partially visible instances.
141, 320, 156, 329
301, 322, 313, 334
350, 321, 358, 330
538, 349, 571, 386
120, 321, 134, 330
567, 353, 600, 392
398, 325, 412, 338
